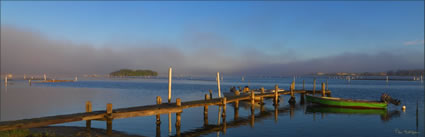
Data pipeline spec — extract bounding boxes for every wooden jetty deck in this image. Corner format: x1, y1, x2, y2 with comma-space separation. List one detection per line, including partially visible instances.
0, 88, 330, 131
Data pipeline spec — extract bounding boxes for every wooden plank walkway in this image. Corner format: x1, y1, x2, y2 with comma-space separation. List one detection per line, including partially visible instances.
0, 89, 330, 131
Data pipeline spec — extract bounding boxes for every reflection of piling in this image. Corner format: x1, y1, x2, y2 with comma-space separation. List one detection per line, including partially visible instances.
222, 97, 227, 134
300, 93, 305, 105
234, 100, 239, 121
86, 101, 92, 131
274, 105, 278, 123
386, 76, 389, 83
29, 79, 32, 86
290, 104, 295, 120
250, 103, 255, 128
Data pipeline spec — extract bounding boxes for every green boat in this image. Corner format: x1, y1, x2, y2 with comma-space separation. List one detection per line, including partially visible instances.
306, 95, 389, 109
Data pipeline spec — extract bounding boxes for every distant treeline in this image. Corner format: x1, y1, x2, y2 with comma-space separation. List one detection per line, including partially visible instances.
386, 69, 424, 76
317, 69, 424, 76
110, 69, 158, 77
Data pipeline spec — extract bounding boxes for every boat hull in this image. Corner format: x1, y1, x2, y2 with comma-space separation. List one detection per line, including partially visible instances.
306, 95, 387, 109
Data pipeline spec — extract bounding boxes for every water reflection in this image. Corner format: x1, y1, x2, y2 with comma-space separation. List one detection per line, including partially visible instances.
305, 105, 400, 122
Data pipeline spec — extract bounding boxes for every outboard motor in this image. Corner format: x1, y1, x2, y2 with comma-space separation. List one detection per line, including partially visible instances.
381, 93, 401, 106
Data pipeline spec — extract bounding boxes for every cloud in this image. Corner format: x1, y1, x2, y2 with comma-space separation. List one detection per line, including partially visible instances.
404, 40, 424, 46
1, 25, 423, 76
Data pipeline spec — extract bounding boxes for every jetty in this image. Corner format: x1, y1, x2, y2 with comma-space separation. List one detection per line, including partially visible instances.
0, 69, 331, 136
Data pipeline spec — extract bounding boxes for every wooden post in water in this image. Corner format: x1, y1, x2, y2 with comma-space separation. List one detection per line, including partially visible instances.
156, 96, 162, 125
106, 103, 113, 135
234, 99, 239, 121
44, 74, 47, 81
209, 89, 213, 99
260, 87, 265, 105
217, 72, 221, 98
322, 83, 326, 97
168, 67, 172, 103
4, 76, 7, 85
156, 97, 162, 137
176, 98, 181, 137
28, 79, 31, 86
326, 79, 328, 90
289, 81, 296, 104
250, 90, 255, 105
24, 74, 26, 80
86, 101, 92, 130
274, 84, 279, 106
204, 94, 209, 127
313, 78, 316, 95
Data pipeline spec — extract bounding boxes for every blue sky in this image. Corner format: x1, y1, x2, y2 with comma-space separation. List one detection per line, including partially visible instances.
1, 1, 424, 75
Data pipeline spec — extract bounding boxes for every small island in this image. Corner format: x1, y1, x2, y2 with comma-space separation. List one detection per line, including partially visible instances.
110, 69, 158, 77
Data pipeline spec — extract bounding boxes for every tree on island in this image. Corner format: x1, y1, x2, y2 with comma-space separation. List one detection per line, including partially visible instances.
110, 69, 158, 76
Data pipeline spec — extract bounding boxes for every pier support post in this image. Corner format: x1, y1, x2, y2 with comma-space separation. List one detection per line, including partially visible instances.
168, 67, 172, 103
44, 74, 47, 81
289, 81, 296, 104
156, 96, 162, 125
86, 101, 92, 131
4, 76, 7, 85
106, 103, 113, 135
322, 83, 326, 97
222, 97, 227, 118
274, 84, 279, 106
234, 100, 239, 121
217, 72, 221, 98
204, 94, 209, 127
250, 99, 255, 128
175, 98, 181, 137
250, 90, 255, 105
313, 78, 316, 95
209, 89, 213, 99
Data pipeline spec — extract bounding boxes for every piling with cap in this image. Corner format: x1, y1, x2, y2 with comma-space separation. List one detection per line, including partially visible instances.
168, 67, 172, 103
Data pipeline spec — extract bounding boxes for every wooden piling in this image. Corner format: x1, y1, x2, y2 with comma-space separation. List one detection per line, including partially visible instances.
44, 74, 47, 81
250, 90, 255, 105
106, 103, 113, 117
176, 98, 181, 107
156, 96, 162, 125
168, 67, 172, 103
106, 118, 112, 135
289, 81, 296, 104
260, 87, 265, 104
204, 94, 209, 127
28, 79, 31, 86
234, 100, 239, 121
274, 84, 279, 106
209, 89, 213, 99
222, 97, 227, 118
4, 76, 7, 85
217, 72, 221, 98
322, 83, 326, 97
86, 101, 92, 130
176, 112, 181, 137
313, 78, 316, 95
250, 104, 255, 128
326, 79, 329, 90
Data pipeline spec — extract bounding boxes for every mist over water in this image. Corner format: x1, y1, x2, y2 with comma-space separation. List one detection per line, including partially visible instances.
1, 25, 423, 76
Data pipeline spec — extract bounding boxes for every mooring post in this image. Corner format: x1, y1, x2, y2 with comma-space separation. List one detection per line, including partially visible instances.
234, 99, 239, 120
217, 72, 222, 98
4, 76, 7, 85
260, 87, 265, 105
326, 79, 329, 90
168, 67, 172, 103
250, 90, 255, 105
209, 89, 213, 99
274, 84, 279, 106
222, 97, 227, 118
313, 78, 316, 95
289, 81, 296, 104
156, 96, 162, 125
322, 83, 326, 97
176, 98, 181, 137
44, 74, 46, 81
86, 101, 92, 130
204, 94, 209, 127
106, 103, 113, 135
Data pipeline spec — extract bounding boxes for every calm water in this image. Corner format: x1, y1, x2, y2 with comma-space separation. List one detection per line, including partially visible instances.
1, 76, 424, 137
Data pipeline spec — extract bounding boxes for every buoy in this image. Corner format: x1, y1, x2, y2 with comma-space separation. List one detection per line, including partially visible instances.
402, 105, 406, 111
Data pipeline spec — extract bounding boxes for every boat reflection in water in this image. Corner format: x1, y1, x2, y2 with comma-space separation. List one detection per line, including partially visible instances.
305, 105, 400, 122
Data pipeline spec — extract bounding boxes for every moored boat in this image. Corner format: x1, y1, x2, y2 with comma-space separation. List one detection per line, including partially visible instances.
305, 95, 397, 109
